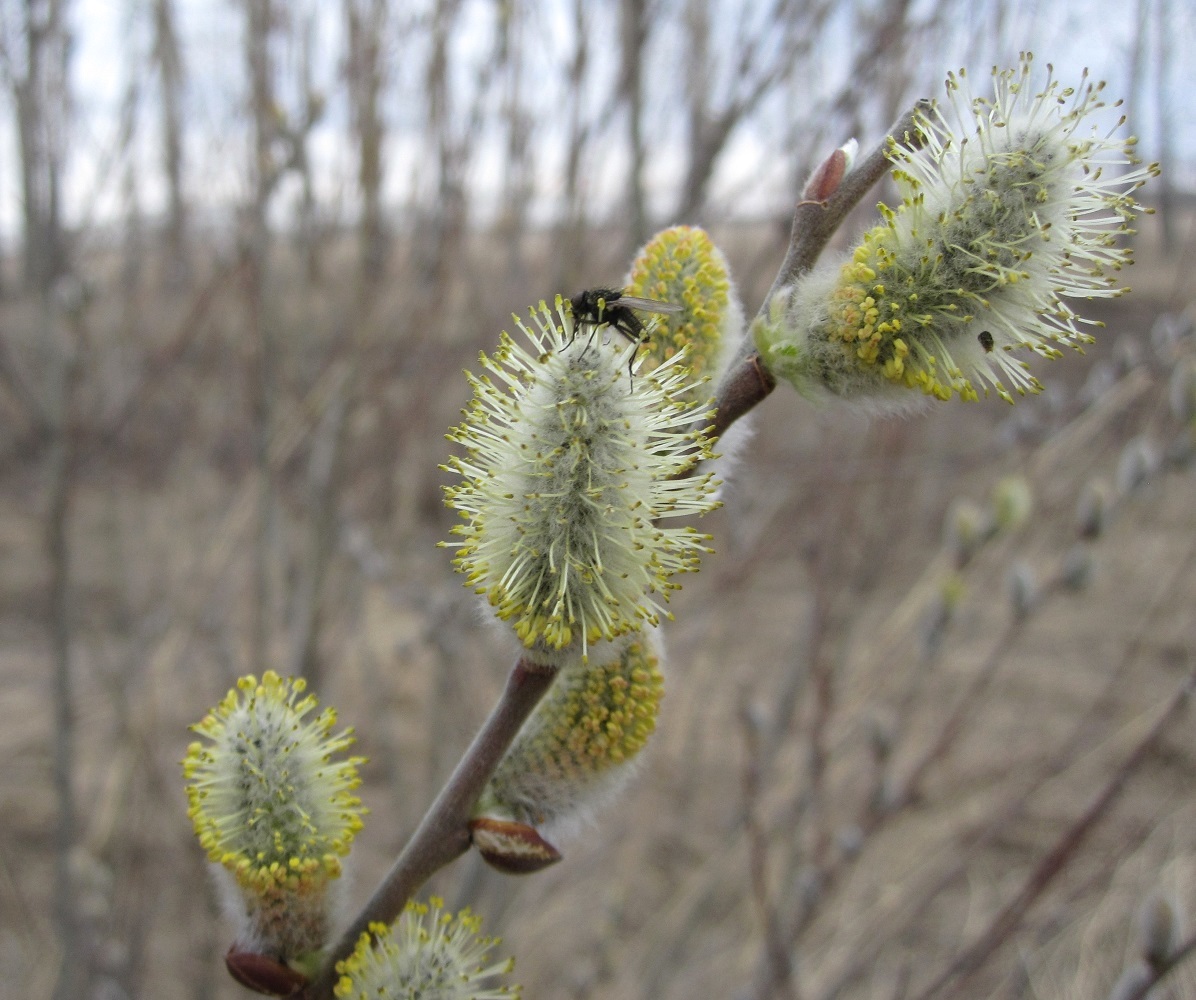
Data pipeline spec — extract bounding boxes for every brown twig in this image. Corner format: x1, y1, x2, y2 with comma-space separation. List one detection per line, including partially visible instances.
886, 615, 1021, 814
908, 672, 1194, 1000
765, 100, 928, 306
47, 297, 84, 1000
87, 257, 247, 459
740, 691, 800, 1000
301, 657, 559, 1000
710, 100, 929, 442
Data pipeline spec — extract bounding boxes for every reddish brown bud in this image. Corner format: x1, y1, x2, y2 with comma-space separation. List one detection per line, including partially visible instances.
225, 946, 309, 997
469, 816, 562, 874
800, 139, 858, 203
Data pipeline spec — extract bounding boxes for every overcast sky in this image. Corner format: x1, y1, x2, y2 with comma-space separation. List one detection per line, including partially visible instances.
2, 0, 1190, 244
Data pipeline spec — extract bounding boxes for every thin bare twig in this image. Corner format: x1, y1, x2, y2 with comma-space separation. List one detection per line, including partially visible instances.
711, 100, 929, 441
886, 616, 1021, 813
740, 691, 800, 1000
909, 672, 1195, 1000
301, 657, 559, 1000
766, 100, 928, 306
47, 299, 83, 1000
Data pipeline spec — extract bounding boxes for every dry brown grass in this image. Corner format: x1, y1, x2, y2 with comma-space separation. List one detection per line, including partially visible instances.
0, 224, 1194, 999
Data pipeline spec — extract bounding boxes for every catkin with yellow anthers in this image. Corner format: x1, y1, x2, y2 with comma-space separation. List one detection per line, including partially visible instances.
757, 54, 1157, 412
334, 898, 520, 1000
476, 636, 665, 832
441, 297, 721, 668
182, 672, 366, 963
626, 225, 743, 391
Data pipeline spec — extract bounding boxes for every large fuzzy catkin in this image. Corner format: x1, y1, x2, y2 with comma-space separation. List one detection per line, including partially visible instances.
334, 897, 519, 1000
625, 224, 743, 392
757, 54, 1158, 411
442, 296, 721, 667
183, 672, 365, 967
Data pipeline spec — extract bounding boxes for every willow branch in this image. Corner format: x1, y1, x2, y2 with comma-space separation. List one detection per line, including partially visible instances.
739, 692, 800, 1000
302, 657, 559, 1000
300, 100, 933, 1000
910, 672, 1195, 1000
711, 100, 930, 441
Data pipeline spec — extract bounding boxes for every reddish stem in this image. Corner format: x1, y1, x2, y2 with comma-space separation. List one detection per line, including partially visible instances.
300, 657, 558, 1000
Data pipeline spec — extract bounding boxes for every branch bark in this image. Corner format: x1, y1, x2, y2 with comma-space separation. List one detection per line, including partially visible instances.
710, 100, 928, 441
345, 0, 388, 283
301, 658, 559, 1000
152, 0, 188, 283
45, 295, 83, 1000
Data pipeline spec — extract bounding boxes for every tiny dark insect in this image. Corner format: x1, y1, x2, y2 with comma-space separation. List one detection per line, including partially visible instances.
569, 287, 683, 340
978, 330, 995, 352
568, 287, 682, 383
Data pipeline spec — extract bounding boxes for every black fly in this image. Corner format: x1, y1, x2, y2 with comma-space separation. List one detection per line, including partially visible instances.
978, 330, 995, 352
568, 287, 682, 384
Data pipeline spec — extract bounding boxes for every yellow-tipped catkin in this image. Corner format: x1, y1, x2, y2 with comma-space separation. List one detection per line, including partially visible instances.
476, 635, 665, 832
441, 297, 721, 667
757, 54, 1157, 411
334, 897, 519, 1000
183, 672, 366, 963
625, 225, 743, 391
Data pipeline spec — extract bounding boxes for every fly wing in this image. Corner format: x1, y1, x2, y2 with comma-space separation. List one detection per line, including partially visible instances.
616, 295, 683, 315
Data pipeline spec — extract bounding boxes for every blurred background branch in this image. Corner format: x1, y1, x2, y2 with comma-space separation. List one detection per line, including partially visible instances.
0, 1, 1193, 997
